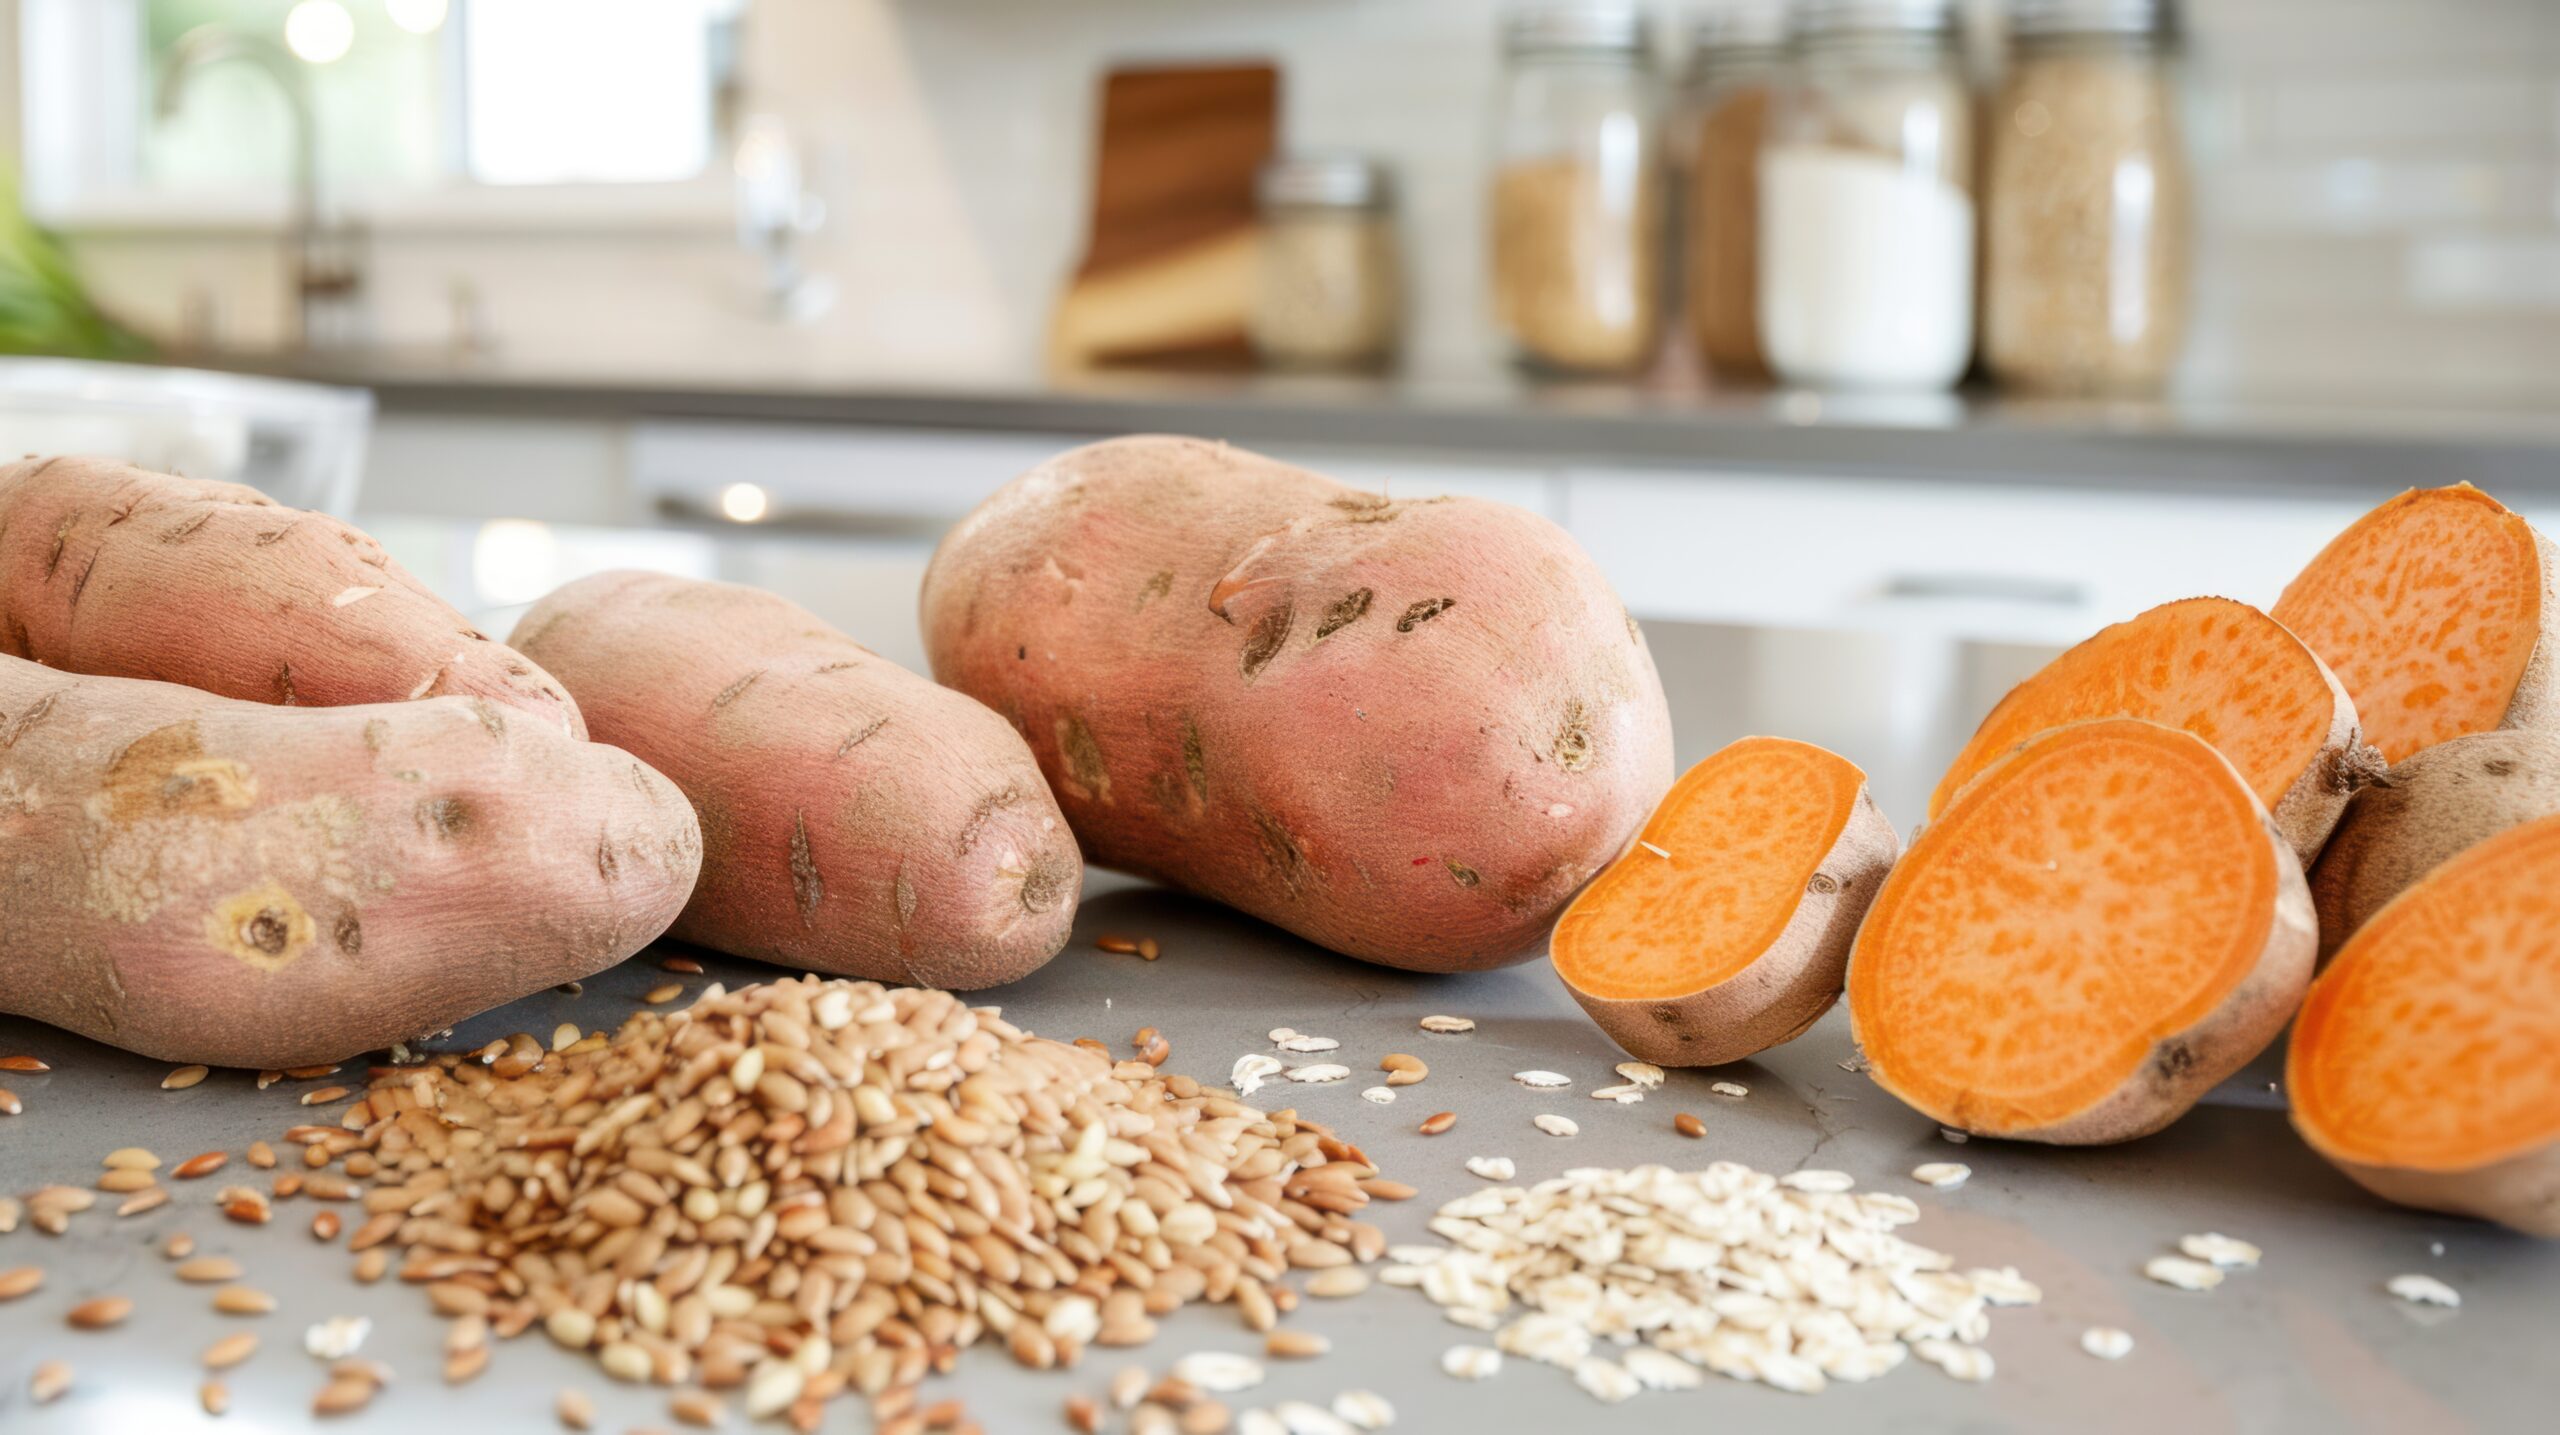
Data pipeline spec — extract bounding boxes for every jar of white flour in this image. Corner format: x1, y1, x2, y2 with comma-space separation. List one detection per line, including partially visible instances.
1758, 0, 1976, 391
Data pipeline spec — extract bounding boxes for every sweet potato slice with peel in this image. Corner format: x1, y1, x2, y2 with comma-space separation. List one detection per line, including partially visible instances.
1850, 718, 2315, 1144
1930, 596, 2376, 864
2289, 813, 2560, 1236
1553, 737, 1898, 1067
2310, 729, 2560, 962
2272, 484, 2560, 764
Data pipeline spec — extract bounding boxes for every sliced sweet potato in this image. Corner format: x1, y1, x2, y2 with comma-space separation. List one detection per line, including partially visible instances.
2310, 729, 2560, 962
1930, 596, 2376, 864
2271, 484, 2559, 764
2289, 812, 2560, 1235
1553, 737, 1897, 1067
1849, 717, 2315, 1144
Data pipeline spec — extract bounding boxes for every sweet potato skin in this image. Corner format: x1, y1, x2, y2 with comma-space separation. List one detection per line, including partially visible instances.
0, 656, 699, 1068
511, 571, 1080, 989
919, 437, 1676, 971
1564, 784, 1896, 1068
2309, 730, 2560, 962
0, 455, 584, 736
2323, 1147, 2560, 1238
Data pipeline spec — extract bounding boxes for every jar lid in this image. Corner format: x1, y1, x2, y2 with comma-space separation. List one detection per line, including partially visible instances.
1504, 3, 1653, 56
1689, 1, 1789, 54
2013, 0, 2174, 40
1792, 0, 1957, 40
1258, 156, 1396, 211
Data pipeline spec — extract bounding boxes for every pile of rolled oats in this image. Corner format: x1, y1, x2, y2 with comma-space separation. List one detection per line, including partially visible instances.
1384, 1162, 2038, 1400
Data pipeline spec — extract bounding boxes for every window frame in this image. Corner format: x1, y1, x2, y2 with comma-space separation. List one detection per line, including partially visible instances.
17, 0, 736, 235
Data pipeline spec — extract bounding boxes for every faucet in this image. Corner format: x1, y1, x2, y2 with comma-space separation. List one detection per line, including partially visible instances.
155, 24, 362, 350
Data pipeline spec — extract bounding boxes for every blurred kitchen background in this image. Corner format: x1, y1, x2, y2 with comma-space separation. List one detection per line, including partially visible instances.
4, 0, 2559, 823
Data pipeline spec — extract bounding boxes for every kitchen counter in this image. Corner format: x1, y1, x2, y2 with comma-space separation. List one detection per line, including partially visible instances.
2, 866, 2551, 1434
194, 350, 2560, 496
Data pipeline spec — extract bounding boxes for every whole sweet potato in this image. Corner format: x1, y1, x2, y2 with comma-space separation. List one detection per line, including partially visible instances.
919, 436, 1675, 970
0, 455, 583, 735
511, 571, 1080, 989
0, 655, 700, 1068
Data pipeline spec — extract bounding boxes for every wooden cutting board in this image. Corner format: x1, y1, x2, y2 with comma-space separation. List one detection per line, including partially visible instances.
1049, 62, 1279, 370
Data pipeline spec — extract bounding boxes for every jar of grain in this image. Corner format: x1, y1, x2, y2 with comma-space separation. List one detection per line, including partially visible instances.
1983, 0, 2189, 394
1487, 3, 1664, 375
1759, 0, 1976, 391
1253, 156, 1402, 370
1673, 3, 1787, 382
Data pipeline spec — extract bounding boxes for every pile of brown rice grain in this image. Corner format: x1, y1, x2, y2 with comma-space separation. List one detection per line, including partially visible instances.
284, 977, 1395, 1430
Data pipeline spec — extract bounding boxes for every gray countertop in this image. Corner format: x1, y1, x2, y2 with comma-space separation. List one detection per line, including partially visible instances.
2, 868, 2551, 1434
180, 350, 2560, 494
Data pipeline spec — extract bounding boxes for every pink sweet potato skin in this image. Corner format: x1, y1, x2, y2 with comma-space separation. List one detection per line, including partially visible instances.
510, 571, 1081, 990
0, 655, 699, 1069
919, 436, 1676, 971
0, 455, 584, 737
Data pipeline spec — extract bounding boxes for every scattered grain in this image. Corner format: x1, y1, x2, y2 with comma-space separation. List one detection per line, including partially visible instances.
1440, 1346, 1502, 1380
2178, 1233, 2262, 1269
1286, 1064, 1350, 1084
1709, 1081, 1748, 1098
662, 956, 706, 974
1672, 1113, 1705, 1139
1359, 1086, 1396, 1105
1419, 1112, 1457, 1136
670, 1390, 727, 1426
1418, 1016, 1474, 1034
1532, 1115, 1578, 1138
174, 1151, 230, 1179
1588, 1084, 1646, 1103
305, 1315, 372, 1359
164, 1233, 195, 1259
557, 1388, 598, 1430
213, 1285, 279, 1315
201, 1379, 230, 1415
1265, 1331, 1330, 1360
162, 1064, 210, 1091
204, 1332, 259, 1369
103, 1147, 161, 1171
312, 1373, 378, 1416
0, 1054, 49, 1072
67, 1295, 134, 1329
1172, 1352, 1265, 1393
30, 1359, 72, 1404
1912, 1162, 1970, 1189
643, 983, 684, 1005
2079, 1327, 2134, 1360
299, 1086, 351, 1106
1306, 1268, 1370, 1299
177, 1256, 244, 1283
117, 1188, 170, 1218
1330, 1390, 1394, 1429
2386, 1273, 2460, 1308
2142, 1255, 2224, 1292
1277, 1035, 1340, 1054
1464, 1157, 1516, 1181
0, 1266, 43, 1299
1511, 1070, 1569, 1088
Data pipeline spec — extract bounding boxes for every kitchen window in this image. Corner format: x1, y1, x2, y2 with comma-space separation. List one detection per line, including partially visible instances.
17, 0, 744, 229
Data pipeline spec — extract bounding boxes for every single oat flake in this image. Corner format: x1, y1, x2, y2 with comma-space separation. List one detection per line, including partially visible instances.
1286, 1064, 1351, 1084
1614, 1061, 1666, 1088
1360, 1086, 1397, 1105
2079, 1327, 2134, 1360
1278, 1035, 1341, 1054
1512, 1070, 1571, 1088
1464, 1156, 1517, 1181
1532, 1114, 1579, 1138
1710, 1081, 1749, 1098
1419, 1015, 1476, 1034
1440, 1346, 1503, 1380
1912, 1162, 1970, 1189
1588, 1084, 1647, 1104
2386, 1273, 2460, 1308
2178, 1232, 2261, 1269
2142, 1255, 2225, 1292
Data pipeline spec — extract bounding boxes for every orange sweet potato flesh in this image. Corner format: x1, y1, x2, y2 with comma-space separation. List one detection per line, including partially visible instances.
1555, 737, 1897, 1067
2289, 813, 2560, 1235
2272, 484, 2558, 764
0, 455, 584, 737
1850, 717, 2314, 1143
920, 436, 1675, 972
1930, 596, 2374, 863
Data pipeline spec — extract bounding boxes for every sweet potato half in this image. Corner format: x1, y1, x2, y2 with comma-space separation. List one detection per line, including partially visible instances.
1553, 737, 1897, 1066
0, 657, 699, 1068
2289, 812, 2560, 1236
1931, 596, 2375, 864
2272, 484, 2559, 764
512, 572, 1080, 990
2309, 729, 2560, 962
0, 455, 583, 736
919, 437, 1676, 971
1849, 717, 2315, 1144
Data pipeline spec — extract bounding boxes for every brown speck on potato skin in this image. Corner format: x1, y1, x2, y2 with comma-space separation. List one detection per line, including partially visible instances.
1252, 810, 1313, 896
1315, 588, 1373, 641
1445, 860, 1481, 889
276, 662, 299, 705
1396, 597, 1455, 632
1136, 569, 1174, 609
596, 835, 620, 883
1240, 601, 1294, 680
710, 670, 764, 709
1552, 699, 1595, 772
835, 716, 889, 758
953, 785, 1024, 856
788, 812, 823, 925
1057, 714, 1111, 802
162, 510, 213, 544
1181, 719, 1208, 804
333, 911, 363, 955
416, 796, 473, 839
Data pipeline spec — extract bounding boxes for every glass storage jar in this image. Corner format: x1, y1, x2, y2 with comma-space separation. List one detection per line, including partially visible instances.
1673, 2, 1787, 382
1758, 0, 1976, 391
1252, 156, 1402, 370
1983, 0, 2189, 393
1487, 3, 1664, 375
